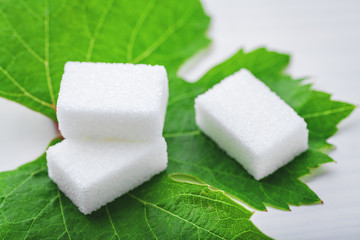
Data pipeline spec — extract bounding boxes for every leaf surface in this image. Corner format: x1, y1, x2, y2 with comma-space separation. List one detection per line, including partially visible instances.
164, 48, 355, 210
0, 0, 210, 120
0, 142, 271, 240
0, 0, 355, 238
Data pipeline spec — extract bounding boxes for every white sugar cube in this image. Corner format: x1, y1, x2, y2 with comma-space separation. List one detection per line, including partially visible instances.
57, 62, 168, 140
195, 69, 308, 180
46, 138, 168, 214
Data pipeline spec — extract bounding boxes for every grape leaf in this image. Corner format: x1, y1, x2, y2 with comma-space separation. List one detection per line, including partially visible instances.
0, 0, 210, 120
0, 0, 355, 238
164, 48, 355, 210
0, 140, 271, 240
0, 0, 272, 238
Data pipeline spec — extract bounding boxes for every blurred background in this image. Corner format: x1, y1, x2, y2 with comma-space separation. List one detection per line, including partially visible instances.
0, 0, 359, 239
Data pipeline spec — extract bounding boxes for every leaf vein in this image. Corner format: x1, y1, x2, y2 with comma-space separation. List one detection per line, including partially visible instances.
301, 106, 355, 119
0, 166, 46, 208
126, 0, 157, 62
0, 66, 53, 108
169, 157, 319, 208
19, 0, 42, 21
57, 190, 71, 240
81, 4, 92, 39
133, 1, 197, 63
164, 130, 201, 138
0, 9, 44, 63
168, 90, 202, 106
0, 90, 23, 97
128, 193, 227, 240
105, 205, 120, 239
44, 0, 55, 105
85, 0, 114, 61
143, 205, 159, 240
23, 196, 58, 239
159, 193, 250, 217
57, 231, 66, 240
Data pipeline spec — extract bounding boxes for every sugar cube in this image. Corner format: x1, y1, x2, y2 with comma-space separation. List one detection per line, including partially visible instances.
57, 62, 168, 140
46, 138, 168, 214
194, 69, 308, 180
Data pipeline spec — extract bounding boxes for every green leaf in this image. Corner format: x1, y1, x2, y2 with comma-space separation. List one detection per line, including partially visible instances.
0, 142, 271, 240
164, 48, 355, 210
1, 0, 272, 238
0, 0, 355, 238
0, 0, 210, 121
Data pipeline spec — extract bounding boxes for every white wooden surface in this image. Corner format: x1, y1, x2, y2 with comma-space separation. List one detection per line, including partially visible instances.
0, 0, 359, 239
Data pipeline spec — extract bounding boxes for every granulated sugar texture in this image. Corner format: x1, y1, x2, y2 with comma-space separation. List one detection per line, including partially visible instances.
47, 138, 167, 214
195, 69, 308, 180
57, 62, 168, 141
47, 62, 168, 215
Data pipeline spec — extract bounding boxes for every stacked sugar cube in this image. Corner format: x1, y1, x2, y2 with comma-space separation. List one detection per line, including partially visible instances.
195, 69, 308, 180
47, 62, 169, 214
